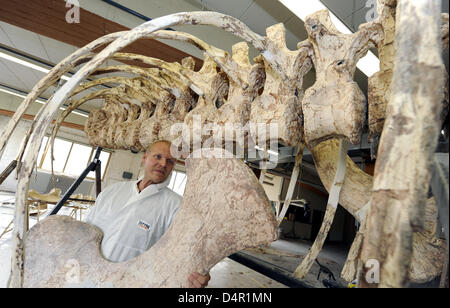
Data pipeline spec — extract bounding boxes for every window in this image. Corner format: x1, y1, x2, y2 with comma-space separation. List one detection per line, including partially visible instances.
41, 138, 72, 172
168, 170, 187, 196
64, 143, 93, 176
87, 151, 111, 179
37, 136, 111, 180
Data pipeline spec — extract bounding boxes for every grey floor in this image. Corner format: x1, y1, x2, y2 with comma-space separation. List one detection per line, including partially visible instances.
0, 192, 349, 288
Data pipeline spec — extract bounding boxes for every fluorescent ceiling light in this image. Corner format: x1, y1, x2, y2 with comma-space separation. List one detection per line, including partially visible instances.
254, 145, 279, 156
0, 87, 88, 118
0, 87, 46, 104
278, 0, 380, 77
0, 51, 70, 81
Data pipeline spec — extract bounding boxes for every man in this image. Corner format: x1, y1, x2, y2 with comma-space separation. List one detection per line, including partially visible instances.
86, 140, 210, 288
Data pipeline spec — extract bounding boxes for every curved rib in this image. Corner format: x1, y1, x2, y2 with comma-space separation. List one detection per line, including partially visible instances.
294, 140, 348, 279
7, 11, 289, 288
310, 139, 373, 219
0, 31, 127, 159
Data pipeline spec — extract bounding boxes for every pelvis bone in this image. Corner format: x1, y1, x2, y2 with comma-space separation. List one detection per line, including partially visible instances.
23, 149, 278, 287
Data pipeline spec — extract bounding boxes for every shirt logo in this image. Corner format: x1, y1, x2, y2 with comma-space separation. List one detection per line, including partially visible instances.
137, 220, 151, 231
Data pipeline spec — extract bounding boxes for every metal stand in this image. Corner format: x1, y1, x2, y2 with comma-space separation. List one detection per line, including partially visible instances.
49, 147, 102, 215
228, 251, 313, 288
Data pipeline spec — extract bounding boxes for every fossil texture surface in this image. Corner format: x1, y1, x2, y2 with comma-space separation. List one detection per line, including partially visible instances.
3, 6, 447, 288
23, 149, 278, 288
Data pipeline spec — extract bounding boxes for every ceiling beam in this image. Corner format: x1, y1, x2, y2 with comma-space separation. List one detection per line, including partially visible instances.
0, 0, 203, 69
0, 108, 84, 131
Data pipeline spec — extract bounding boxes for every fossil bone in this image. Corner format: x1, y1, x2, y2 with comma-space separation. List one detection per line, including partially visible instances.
360, 0, 445, 288
250, 24, 312, 147
302, 10, 380, 147
294, 140, 349, 279
22, 149, 277, 288
367, 0, 396, 139
3, 8, 447, 288
368, 0, 450, 139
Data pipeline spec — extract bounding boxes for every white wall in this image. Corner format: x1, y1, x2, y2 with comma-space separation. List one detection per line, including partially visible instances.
102, 149, 143, 189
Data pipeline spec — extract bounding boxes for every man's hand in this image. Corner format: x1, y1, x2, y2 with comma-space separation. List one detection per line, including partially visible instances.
188, 272, 211, 288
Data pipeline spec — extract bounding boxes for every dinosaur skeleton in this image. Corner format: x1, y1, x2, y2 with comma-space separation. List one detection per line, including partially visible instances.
0, 1, 448, 288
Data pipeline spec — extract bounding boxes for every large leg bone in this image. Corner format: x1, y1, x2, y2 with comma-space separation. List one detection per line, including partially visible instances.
250, 24, 312, 147
22, 148, 278, 287
360, 0, 445, 288
313, 139, 447, 285
302, 10, 380, 147
369, 1, 450, 139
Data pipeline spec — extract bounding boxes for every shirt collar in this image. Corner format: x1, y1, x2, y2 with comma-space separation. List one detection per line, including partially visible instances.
134, 172, 173, 196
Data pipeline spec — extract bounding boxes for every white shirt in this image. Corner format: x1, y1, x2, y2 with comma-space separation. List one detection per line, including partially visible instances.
85, 174, 182, 262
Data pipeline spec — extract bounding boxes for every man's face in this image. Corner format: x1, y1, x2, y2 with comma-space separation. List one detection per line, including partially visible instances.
142, 142, 176, 184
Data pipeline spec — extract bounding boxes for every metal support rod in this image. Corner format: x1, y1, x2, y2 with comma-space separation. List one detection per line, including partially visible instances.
228, 251, 314, 288
95, 159, 102, 197
49, 148, 102, 215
